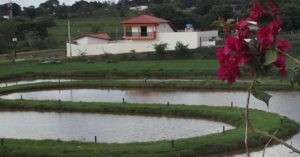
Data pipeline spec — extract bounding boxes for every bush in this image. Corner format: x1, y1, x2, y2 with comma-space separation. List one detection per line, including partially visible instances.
175, 41, 191, 56
154, 42, 168, 59
90, 25, 102, 33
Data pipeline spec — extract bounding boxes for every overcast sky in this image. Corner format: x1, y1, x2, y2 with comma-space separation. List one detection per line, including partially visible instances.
0, 0, 119, 7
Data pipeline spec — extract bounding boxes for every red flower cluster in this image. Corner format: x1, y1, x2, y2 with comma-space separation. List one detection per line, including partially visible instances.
217, 0, 292, 83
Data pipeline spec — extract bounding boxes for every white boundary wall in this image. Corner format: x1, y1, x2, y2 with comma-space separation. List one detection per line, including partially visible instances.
67, 30, 218, 57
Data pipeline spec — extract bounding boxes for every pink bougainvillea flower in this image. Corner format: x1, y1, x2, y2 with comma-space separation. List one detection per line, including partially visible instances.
217, 0, 291, 83
224, 36, 249, 54
280, 68, 288, 77
236, 20, 249, 30
274, 54, 286, 68
238, 28, 251, 39
274, 54, 288, 77
269, 17, 283, 35
217, 46, 251, 83
267, 1, 280, 16
224, 36, 240, 54
217, 48, 229, 65
257, 27, 274, 49
217, 57, 241, 84
250, 1, 267, 21
276, 39, 292, 53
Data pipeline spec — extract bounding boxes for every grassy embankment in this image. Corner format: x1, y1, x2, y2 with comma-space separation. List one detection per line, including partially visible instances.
0, 79, 298, 95
0, 41, 299, 81
0, 59, 219, 81
0, 99, 298, 157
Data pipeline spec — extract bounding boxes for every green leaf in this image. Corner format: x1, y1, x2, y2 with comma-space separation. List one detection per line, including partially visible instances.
264, 50, 278, 65
251, 86, 272, 107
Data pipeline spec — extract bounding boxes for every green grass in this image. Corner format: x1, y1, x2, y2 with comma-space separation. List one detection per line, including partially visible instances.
0, 57, 299, 82
0, 99, 298, 157
0, 59, 219, 80
0, 80, 297, 96
48, 16, 127, 48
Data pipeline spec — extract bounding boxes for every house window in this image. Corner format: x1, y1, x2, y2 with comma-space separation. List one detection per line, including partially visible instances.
141, 26, 147, 37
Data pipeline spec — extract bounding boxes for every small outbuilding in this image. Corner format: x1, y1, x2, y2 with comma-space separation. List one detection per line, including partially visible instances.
73, 33, 111, 45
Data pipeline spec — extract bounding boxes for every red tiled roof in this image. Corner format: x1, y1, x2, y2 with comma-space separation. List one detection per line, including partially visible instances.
122, 15, 169, 24
74, 33, 111, 40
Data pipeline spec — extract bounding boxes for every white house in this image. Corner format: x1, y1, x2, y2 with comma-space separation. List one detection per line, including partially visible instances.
67, 15, 218, 57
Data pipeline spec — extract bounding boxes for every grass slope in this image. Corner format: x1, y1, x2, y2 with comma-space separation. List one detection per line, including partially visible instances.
0, 80, 297, 96
48, 16, 126, 48
0, 99, 298, 157
0, 59, 219, 80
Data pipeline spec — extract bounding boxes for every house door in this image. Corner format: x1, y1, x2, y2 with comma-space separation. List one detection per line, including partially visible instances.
141, 26, 147, 37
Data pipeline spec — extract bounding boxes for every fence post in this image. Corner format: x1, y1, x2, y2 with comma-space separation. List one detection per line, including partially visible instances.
1, 138, 3, 146
231, 101, 233, 108
223, 126, 225, 133
122, 98, 125, 104
94, 136, 97, 144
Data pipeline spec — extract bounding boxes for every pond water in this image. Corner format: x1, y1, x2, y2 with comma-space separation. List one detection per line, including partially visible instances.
1, 89, 299, 121
0, 111, 233, 143
1, 88, 300, 156
0, 79, 74, 87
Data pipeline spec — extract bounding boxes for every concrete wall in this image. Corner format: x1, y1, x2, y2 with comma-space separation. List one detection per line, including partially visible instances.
76, 37, 109, 45
67, 30, 218, 57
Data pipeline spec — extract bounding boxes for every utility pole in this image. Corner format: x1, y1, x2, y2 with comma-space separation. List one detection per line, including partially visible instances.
8, 0, 13, 20
68, 19, 72, 57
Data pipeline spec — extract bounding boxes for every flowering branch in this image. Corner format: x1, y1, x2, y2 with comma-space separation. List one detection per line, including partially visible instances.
216, 0, 300, 156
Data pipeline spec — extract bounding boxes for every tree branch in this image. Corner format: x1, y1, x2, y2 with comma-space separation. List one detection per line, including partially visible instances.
244, 74, 257, 157
281, 52, 300, 65
255, 129, 300, 154
243, 114, 300, 155
262, 129, 279, 157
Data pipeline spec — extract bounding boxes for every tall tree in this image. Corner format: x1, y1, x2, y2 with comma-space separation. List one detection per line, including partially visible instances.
194, 0, 220, 15
282, 3, 300, 30
149, 3, 176, 19
39, 0, 60, 14
23, 6, 45, 18
209, 4, 235, 20
174, 0, 197, 9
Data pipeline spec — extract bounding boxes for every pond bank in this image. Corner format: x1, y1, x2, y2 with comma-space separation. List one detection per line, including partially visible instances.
0, 80, 298, 96
0, 99, 299, 157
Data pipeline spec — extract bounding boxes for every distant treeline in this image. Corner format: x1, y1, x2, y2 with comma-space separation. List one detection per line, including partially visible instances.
0, 0, 300, 53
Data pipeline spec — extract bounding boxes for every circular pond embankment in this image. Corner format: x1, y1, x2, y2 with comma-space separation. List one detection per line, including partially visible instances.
0, 80, 299, 157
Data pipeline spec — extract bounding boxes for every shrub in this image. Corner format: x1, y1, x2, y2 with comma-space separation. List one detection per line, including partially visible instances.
154, 42, 168, 59
175, 41, 191, 56
90, 25, 102, 33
